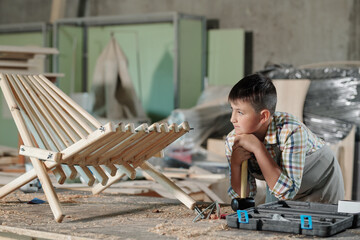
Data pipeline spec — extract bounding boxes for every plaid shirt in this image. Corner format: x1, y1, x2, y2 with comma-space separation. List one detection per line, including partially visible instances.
225, 111, 325, 200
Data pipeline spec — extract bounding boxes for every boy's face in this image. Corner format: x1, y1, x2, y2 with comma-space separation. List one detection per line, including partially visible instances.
230, 100, 263, 135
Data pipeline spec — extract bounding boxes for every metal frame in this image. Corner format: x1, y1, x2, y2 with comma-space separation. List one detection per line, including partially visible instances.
52, 12, 206, 109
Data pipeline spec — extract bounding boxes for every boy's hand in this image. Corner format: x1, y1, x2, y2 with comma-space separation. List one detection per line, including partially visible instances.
231, 146, 251, 166
233, 134, 262, 153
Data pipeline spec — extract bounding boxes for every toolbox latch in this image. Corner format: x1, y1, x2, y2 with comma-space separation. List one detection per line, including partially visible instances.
237, 210, 249, 224
300, 215, 312, 230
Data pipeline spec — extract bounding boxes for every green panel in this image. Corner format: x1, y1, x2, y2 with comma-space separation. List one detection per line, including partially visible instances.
87, 23, 174, 122
58, 26, 83, 94
0, 32, 45, 147
178, 19, 203, 109
207, 29, 245, 86
0, 32, 43, 46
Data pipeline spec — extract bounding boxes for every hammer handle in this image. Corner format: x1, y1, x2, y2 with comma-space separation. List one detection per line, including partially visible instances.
240, 160, 248, 198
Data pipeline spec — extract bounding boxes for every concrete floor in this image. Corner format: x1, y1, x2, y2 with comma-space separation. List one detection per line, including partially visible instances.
0, 188, 359, 240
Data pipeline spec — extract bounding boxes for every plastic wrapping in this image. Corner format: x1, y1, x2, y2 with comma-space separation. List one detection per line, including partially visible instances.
262, 64, 360, 143
167, 86, 233, 151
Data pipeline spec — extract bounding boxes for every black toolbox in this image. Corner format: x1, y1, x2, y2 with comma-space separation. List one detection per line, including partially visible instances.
226, 200, 360, 237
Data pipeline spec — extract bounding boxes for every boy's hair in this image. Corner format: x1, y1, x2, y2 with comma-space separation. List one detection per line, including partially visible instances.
228, 73, 277, 115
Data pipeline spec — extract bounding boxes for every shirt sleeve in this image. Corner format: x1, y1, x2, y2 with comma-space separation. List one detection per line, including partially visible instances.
269, 125, 307, 200
225, 136, 257, 199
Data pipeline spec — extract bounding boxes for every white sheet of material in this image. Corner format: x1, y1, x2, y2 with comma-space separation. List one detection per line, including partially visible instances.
92, 36, 147, 120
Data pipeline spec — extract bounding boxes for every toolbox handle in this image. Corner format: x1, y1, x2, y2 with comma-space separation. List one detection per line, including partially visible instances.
237, 210, 249, 224
300, 215, 313, 230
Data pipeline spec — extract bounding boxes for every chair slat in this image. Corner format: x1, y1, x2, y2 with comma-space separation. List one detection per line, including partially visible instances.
19, 75, 70, 150
27, 75, 80, 144
98, 124, 148, 165
38, 74, 101, 129
33, 75, 94, 135
9, 74, 58, 150
87, 123, 134, 165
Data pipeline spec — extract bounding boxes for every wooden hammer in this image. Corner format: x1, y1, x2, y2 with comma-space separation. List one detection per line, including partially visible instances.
231, 160, 255, 211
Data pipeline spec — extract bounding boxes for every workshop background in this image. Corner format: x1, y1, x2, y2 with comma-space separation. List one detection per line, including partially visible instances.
0, 0, 360, 238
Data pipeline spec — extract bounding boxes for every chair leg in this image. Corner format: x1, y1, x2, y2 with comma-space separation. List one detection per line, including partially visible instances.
29, 158, 65, 223
0, 169, 38, 198
140, 162, 196, 210
0, 161, 65, 223
92, 171, 126, 195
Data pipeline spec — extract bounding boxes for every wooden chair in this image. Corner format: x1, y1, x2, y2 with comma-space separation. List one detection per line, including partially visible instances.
0, 73, 196, 222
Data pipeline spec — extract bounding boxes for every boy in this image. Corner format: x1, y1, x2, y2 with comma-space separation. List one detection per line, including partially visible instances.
226, 73, 344, 204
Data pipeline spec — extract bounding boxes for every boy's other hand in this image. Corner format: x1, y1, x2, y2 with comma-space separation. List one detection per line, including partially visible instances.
231, 146, 251, 166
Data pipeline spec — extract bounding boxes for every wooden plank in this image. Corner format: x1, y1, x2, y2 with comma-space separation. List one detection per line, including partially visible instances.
272, 79, 311, 122
50, 0, 66, 23
19, 145, 61, 162
140, 162, 196, 210
0, 60, 34, 68
0, 45, 59, 55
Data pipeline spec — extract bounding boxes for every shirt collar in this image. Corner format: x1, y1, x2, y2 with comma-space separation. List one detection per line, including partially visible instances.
264, 115, 277, 145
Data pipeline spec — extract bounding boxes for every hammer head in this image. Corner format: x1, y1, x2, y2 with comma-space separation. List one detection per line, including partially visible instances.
231, 197, 255, 211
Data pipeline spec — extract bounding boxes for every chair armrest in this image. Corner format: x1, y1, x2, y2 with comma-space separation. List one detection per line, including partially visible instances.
19, 145, 62, 162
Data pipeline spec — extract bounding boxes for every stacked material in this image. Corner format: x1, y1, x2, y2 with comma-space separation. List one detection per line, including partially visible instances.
262, 65, 360, 143
168, 86, 233, 148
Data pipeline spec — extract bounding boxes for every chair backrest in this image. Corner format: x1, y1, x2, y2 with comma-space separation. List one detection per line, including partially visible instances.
0, 73, 190, 186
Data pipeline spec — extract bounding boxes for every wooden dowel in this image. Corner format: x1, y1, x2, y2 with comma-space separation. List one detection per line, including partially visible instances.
140, 162, 196, 210
101, 164, 117, 176
60, 164, 78, 179
88, 166, 109, 186
53, 166, 66, 184
92, 171, 126, 195
74, 165, 95, 186
0, 73, 64, 222
115, 162, 136, 179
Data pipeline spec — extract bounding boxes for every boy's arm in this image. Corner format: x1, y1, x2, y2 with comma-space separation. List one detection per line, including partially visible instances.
225, 137, 252, 198
234, 134, 282, 189
237, 127, 307, 199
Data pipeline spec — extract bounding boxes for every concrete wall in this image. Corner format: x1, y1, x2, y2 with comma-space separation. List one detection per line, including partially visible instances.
0, 0, 358, 71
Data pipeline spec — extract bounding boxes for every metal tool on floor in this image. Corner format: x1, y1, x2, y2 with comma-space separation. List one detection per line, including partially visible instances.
193, 201, 220, 222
